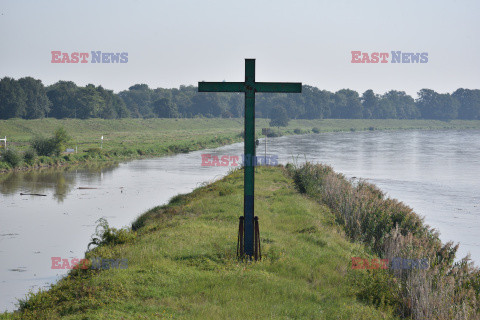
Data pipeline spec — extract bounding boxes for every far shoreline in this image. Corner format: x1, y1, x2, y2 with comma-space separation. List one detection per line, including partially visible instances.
1, 118, 480, 175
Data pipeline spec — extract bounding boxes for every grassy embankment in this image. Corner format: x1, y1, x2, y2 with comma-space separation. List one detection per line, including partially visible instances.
2, 162, 480, 319
1, 118, 480, 172
0, 166, 401, 319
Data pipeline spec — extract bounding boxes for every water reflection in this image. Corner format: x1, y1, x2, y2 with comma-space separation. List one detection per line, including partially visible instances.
0, 163, 119, 203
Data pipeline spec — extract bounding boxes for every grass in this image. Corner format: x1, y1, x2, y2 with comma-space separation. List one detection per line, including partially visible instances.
1, 118, 479, 172
0, 166, 400, 319
288, 162, 480, 319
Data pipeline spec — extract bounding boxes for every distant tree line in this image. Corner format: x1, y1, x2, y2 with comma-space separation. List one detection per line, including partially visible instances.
1, 76, 479, 120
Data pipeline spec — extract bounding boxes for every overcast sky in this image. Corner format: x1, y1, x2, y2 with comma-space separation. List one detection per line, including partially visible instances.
0, 0, 478, 97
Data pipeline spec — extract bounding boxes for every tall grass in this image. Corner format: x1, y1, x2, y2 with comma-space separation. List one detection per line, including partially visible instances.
288, 162, 480, 319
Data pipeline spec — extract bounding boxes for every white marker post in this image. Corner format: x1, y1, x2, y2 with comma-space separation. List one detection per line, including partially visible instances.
0, 136, 6, 150
101, 136, 104, 149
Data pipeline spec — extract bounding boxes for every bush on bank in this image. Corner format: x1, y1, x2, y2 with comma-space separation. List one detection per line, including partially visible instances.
287, 162, 480, 319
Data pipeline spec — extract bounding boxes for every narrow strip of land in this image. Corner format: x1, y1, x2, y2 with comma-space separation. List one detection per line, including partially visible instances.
0, 167, 398, 319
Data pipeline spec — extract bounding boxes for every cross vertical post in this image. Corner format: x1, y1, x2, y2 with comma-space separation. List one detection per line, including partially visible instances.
244, 59, 256, 256
198, 59, 301, 260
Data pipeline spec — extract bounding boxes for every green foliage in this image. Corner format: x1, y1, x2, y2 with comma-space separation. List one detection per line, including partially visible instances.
23, 149, 36, 165
88, 218, 136, 250
0, 77, 27, 119
352, 269, 402, 311
269, 105, 289, 127
18, 77, 51, 119
153, 97, 178, 118
453, 88, 480, 120
30, 127, 70, 157
417, 89, 460, 120
2, 75, 480, 120
312, 127, 320, 133
293, 128, 309, 134
266, 129, 283, 137
288, 162, 480, 318
51, 127, 70, 156
31, 136, 55, 156
1, 148, 22, 167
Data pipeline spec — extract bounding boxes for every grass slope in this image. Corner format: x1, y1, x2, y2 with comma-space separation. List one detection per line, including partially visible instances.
1, 118, 479, 172
1, 167, 398, 319
1, 118, 479, 151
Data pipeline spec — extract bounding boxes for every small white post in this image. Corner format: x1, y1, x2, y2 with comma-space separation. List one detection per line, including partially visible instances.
101, 136, 104, 149
0, 136, 6, 150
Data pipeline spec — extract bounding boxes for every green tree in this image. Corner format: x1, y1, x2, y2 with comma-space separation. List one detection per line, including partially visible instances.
31, 127, 70, 156
228, 93, 243, 117
302, 86, 331, 119
416, 89, 459, 120
46, 81, 79, 118
75, 84, 105, 119
18, 77, 51, 119
51, 127, 70, 156
118, 84, 154, 118
331, 89, 363, 119
153, 97, 178, 118
191, 93, 224, 117
381, 90, 419, 119
269, 105, 289, 127
453, 88, 480, 120
0, 77, 27, 119
361, 90, 378, 119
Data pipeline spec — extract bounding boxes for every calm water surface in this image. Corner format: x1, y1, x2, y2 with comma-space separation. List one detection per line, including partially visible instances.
1, 129, 479, 311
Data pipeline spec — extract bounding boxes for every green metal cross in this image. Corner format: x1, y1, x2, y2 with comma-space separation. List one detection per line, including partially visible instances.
198, 59, 302, 258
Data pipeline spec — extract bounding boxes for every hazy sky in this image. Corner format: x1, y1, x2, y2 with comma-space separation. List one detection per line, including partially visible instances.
0, 0, 478, 97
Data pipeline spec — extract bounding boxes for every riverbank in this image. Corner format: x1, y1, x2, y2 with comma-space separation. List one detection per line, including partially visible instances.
1, 118, 480, 173
0, 166, 400, 319
2, 163, 479, 319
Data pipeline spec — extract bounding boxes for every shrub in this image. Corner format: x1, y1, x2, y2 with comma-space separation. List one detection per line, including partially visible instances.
23, 149, 36, 165
294, 128, 302, 134
31, 127, 71, 157
88, 218, 136, 250
31, 136, 55, 156
51, 127, 70, 156
2, 148, 22, 167
0, 162, 10, 171
266, 129, 282, 137
312, 127, 320, 133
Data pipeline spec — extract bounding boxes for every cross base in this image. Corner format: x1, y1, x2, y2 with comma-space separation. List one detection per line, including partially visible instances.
237, 216, 261, 261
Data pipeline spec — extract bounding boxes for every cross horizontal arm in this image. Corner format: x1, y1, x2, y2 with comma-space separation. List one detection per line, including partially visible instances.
198, 82, 245, 92
254, 82, 302, 93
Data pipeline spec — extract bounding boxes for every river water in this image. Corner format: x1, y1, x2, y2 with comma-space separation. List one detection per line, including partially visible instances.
1, 129, 479, 311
